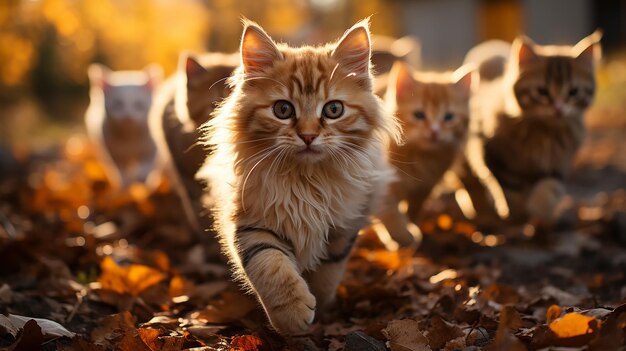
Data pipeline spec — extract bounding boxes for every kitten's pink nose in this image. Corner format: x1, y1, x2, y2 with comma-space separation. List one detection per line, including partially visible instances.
298, 133, 318, 146
554, 103, 565, 116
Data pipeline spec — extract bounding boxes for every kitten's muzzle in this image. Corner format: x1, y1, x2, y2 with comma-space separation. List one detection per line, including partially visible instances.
298, 133, 318, 146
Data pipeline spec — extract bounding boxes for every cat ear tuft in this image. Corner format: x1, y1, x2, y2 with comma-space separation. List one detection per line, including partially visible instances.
332, 19, 372, 75
88, 64, 110, 90
240, 20, 282, 75
388, 60, 416, 101
513, 36, 538, 67
574, 30, 602, 70
143, 64, 163, 90
452, 64, 475, 99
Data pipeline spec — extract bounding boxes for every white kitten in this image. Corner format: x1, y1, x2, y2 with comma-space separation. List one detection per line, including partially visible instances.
85, 64, 162, 190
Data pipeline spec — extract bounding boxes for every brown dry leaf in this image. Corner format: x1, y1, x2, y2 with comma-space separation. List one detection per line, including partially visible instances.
549, 312, 601, 338
480, 284, 521, 305
230, 335, 263, 351
5, 319, 45, 351
91, 311, 137, 348
138, 327, 185, 351
192, 291, 257, 324
424, 316, 463, 349
486, 305, 528, 351
499, 306, 525, 332
98, 256, 166, 296
382, 319, 432, 351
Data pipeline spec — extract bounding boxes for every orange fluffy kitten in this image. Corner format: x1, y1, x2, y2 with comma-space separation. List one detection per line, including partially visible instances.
149, 52, 237, 233
198, 19, 399, 334
461, 32, 601, 224
375, 61, 473, 248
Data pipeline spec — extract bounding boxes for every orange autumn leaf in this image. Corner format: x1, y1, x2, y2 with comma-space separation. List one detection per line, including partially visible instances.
549, 312, 601, 338
353, 248, 413, 270
546, 305, 562, 323
230, 335, 263, 351
98, 256, 165, 296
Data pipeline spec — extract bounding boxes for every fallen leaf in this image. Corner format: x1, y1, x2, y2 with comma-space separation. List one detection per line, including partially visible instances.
382, 319, 431, 351
549, 313, 600, 338
98, 256, 166, 296
546, 305, 562, 323
230, 335, 263, 351
138, 327, 185, 351
6, 314, 74, 339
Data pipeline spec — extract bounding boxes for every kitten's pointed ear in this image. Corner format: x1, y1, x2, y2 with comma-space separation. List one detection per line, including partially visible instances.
388, 60, 416, 101
574, 30, 602, 70
181, 54, 208, 84
513, 36, 538, 67
452, 64, 475, 99
88, 64, 111, 90
332, 19, 372, 75
240, 21, 282, 75
143, 64, 163, 90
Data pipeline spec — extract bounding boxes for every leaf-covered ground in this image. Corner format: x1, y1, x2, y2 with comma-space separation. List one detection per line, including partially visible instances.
0, 129, 624, 351
2, 58, 626, 350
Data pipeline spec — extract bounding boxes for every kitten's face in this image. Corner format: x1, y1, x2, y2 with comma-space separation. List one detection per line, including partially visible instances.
89, 65, 161, 125
511, 32, 601, 120
388, 62, 472, 149
231, 21, 391, 164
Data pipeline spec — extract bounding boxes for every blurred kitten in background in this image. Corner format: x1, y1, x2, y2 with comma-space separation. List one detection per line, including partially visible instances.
148, 52, 237, 234
460, 31, 602, 226
85, 64, 162, 190
375, 61, 473, 249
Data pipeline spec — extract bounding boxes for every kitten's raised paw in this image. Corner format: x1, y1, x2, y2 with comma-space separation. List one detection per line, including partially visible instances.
266, 289, 316, 335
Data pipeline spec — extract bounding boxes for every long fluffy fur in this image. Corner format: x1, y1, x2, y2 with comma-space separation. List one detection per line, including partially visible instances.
197, 19, 400, 334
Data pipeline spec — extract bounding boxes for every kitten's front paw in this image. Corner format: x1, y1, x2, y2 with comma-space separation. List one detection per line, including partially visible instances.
266, 287, 316, 335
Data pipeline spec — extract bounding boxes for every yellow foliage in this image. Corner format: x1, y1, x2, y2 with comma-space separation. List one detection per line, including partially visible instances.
549, 312, 601, 338
98, 256, 165, 296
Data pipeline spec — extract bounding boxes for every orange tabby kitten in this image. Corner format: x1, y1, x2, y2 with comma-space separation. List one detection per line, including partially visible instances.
198, 19, 400, 334
85, 64, 162, 190
461, 32, 601, 224
375, 61, 473, 248
149, 52, 237, 233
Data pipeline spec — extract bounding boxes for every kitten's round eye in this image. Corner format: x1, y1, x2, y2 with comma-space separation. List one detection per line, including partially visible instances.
537, 87, 550, 97
322, 100, 344, 119
273, 100, 295, 119
414, 111, 426, 120
443, 112, 455, 122
568, 87, 579, 97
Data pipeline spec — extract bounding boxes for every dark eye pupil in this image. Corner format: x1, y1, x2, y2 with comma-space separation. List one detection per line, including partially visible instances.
273, 100, 294, 119
323, 100, 344, 119
414, 111, 425, 120
538, 87, 549, 96
569, 87, 579, 97
444, 113, 454, 122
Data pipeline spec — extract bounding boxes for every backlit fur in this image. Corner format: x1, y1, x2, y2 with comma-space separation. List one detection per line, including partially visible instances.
461, 32, 601, 224
376, 61, 473, 248
197, 19, 400, 334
